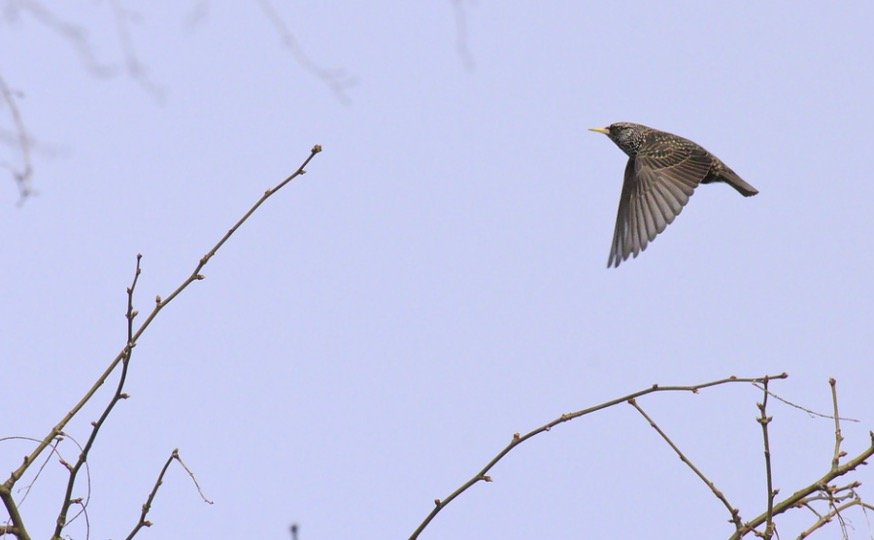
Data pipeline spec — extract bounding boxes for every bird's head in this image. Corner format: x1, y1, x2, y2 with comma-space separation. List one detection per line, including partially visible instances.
589, 122, 647, 156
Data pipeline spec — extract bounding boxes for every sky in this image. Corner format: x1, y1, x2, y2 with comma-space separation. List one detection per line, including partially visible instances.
2, 2, 874, 539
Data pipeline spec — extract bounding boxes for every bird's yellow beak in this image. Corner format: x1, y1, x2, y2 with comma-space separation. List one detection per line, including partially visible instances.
589, 127, 610, 134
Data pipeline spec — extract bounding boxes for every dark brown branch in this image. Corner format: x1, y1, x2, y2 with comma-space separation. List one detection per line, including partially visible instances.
408, 372, 787, 540
630, 399, 743, 531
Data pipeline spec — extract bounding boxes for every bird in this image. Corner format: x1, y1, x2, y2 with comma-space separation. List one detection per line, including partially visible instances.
589, 122, 758, 268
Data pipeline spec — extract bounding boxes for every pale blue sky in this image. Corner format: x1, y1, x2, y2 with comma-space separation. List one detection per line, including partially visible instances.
2, 3, 873, 539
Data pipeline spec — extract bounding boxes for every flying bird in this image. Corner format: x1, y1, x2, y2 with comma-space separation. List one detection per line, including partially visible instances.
590, 122, 758, 268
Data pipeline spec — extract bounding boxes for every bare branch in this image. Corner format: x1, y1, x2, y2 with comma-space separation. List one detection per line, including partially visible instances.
2, 145, 322, 539
107, 0, 164, 101
756, 377, 777, 539
51, 254, 143, 537
752, 383, 859, 423
0, 75, 33, 203
733, 431, 874, 539
3, 0, 116, 76
408, 372, 787, 540
255, 0, 356, 103
173, 451, 213, 505
797, 498, 874, 539
829, 378, 845, 470
630, 398, 744, 531
126, 449, 212, 539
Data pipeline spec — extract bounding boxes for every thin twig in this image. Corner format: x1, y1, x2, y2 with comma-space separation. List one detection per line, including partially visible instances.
173, 451, 213, 505
630, 399, 744, 531
732, 431, 874, 539
52, 254, 143, 538
2, 146, 322, 540
107, 0, 164, 100
830, 378, 844, 470
126, 449, 211, 539
255, 0, 355, 103
5, 0, 115, 76
0, 435, 68, 509
408, 373, 787, 540
798, 498, 874, 539
0, 75, 33, 203
752, 383, 858, 423
757, 377, 777, 539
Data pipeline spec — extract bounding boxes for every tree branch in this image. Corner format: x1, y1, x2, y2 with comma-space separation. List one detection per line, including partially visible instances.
0, 75, 33, 204
408, 372, 787, 540
2, 145, 322, 539
630, 398, 744, 531
126, 449, 212, 539
732, 431, 874, 539
756, 377, 777, 539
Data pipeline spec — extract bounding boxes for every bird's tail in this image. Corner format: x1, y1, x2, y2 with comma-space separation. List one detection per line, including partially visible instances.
720, 167, 759, 197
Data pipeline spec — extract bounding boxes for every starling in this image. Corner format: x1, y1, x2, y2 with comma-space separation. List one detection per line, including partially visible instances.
590, 122, 758, 268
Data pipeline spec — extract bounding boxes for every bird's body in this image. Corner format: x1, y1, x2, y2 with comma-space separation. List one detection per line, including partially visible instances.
590, 122, 758, 268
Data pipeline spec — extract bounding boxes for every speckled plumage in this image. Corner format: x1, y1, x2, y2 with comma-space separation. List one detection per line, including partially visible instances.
590, 122, 758, 268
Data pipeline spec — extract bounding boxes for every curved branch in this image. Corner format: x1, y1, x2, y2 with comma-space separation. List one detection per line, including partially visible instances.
408, 372, 788, 540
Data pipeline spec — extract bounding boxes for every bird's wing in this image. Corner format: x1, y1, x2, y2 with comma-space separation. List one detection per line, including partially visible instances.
608, 145, 712, 267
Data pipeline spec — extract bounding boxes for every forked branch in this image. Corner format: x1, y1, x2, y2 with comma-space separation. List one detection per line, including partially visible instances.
408, 373, 787, 540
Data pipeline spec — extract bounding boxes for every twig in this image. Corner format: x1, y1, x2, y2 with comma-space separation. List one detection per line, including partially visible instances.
107, 0, 164, 100
2, 145, 322, 540
830, 379, 844, 470
752, 383, 858, 423
630, 399, 744, 531
0, 435, 69, 511
173, 451, 213, 505
757, 377, 777, 539
126, 449, 212, 539
51, 254, 143, 538
797, 498, 874, 539
408, 372, 787, 540
4, 0, 115, 76
0, 75, 33, 203
732, 431, 874, 539
255, 0, 356, 103
71, 498, 90, 540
